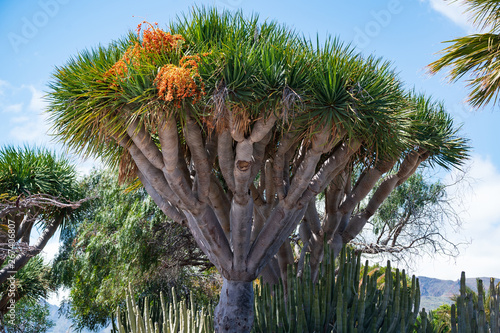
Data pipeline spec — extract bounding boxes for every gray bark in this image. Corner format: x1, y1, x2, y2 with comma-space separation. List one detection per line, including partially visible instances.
184, 206, 233, 278
112, 101, 442, 332
231, 198, 254, 273
276, 241, 294, 282
214, 279, 254, 333
218, 130, 236, 193
136, 170, 186, 224
184, 117, 211, 202
260, 257, 280, 285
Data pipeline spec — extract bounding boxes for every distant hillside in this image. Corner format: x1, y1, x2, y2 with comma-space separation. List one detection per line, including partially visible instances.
463, 277, 500, 294
418, 276, 458, 298
418, 276, 500, 311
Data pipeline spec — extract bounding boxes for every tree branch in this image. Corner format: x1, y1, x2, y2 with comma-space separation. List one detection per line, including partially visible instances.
218, 129, 236, 193
153, 120, 201, 212
136, 169, 186, 225
231, 198, 254, 273
184, 116, 211, 203
233, 139, 254, 205
297, 140, 360, 207
184, 206, 233, 278
342, 149, 427, 243
208, 174, 231, 235
126, 118, 164, 170
0, 215, 63, 284
273, 132, 296, 201
339, 158, 396, 215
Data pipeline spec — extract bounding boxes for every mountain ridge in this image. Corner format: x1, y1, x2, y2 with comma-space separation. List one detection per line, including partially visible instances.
418, 275, 500, 311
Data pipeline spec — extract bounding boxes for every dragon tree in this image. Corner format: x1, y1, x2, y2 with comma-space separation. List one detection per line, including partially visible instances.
0, 146, 84, 319
47, 8, 469, 332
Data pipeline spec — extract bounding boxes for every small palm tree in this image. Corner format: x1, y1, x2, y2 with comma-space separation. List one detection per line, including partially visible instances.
0, 255, 54, 310
0, 146, 84, 316
429, 0, 500, 108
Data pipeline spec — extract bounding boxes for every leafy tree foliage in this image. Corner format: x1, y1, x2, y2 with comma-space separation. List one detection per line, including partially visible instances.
430, 304, 452, 333
2, 298, 54, 333
0, 256, 54, 306
414, 303, 452, 333
53, 170, 217, 331
354, 171, 465, 265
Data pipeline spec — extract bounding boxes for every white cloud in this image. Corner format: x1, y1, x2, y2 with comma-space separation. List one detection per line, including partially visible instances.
42, 238, 61, 264
426, 0, 477, 33
414, 155, 500, 280
3, 103, 23, 113
9, 112, 50, 143
0, 80, 12, 107
11, 116, 29, 123
75, 157, 102, 176
40, 230, 70, 307
0, 79, 8, 93
29, 227, 60, 265
26, 85, 47, 112
3, 85, 51, 144
47, 287, 70, 307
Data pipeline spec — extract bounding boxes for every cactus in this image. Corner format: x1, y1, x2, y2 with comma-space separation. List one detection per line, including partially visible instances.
114, 246, 426, 332
448, 272, 500, 332
252, 246, 421, 332
417, 272, 500, 333
112, 285, 213, 333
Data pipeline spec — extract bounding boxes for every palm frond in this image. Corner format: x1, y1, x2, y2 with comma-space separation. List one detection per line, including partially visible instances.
457, 0, 500, 31
0, 145, 77, 199
408, 93, 470, 170
429, 33, 500, 108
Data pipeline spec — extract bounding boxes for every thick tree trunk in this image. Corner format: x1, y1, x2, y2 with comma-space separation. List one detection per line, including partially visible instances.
214, 279, 254, 333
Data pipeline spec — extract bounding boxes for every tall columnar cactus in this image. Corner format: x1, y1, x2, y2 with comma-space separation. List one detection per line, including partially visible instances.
448, 272, 500, 332
252, 246, 421, 332
113, 246, 425, 332
490, 277, 500, 332
113, 286, 213, 333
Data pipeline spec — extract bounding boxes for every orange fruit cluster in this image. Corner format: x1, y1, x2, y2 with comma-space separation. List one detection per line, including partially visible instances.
103, 21, 205, 106
104, 22, 185, 81
138, 21, 184, 55
154, 55, 205, 107
104, 44, 141, 80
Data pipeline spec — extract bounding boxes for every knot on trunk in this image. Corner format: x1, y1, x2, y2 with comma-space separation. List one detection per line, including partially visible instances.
236, 160, 251, 171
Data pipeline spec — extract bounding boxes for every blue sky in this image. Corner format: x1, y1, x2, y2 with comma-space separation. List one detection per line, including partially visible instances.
1, 0, 500, 290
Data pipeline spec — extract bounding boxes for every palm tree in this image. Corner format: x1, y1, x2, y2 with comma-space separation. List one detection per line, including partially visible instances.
0, 146, 84, 318
429, 0, 500, 108
47, 7, 469, 331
